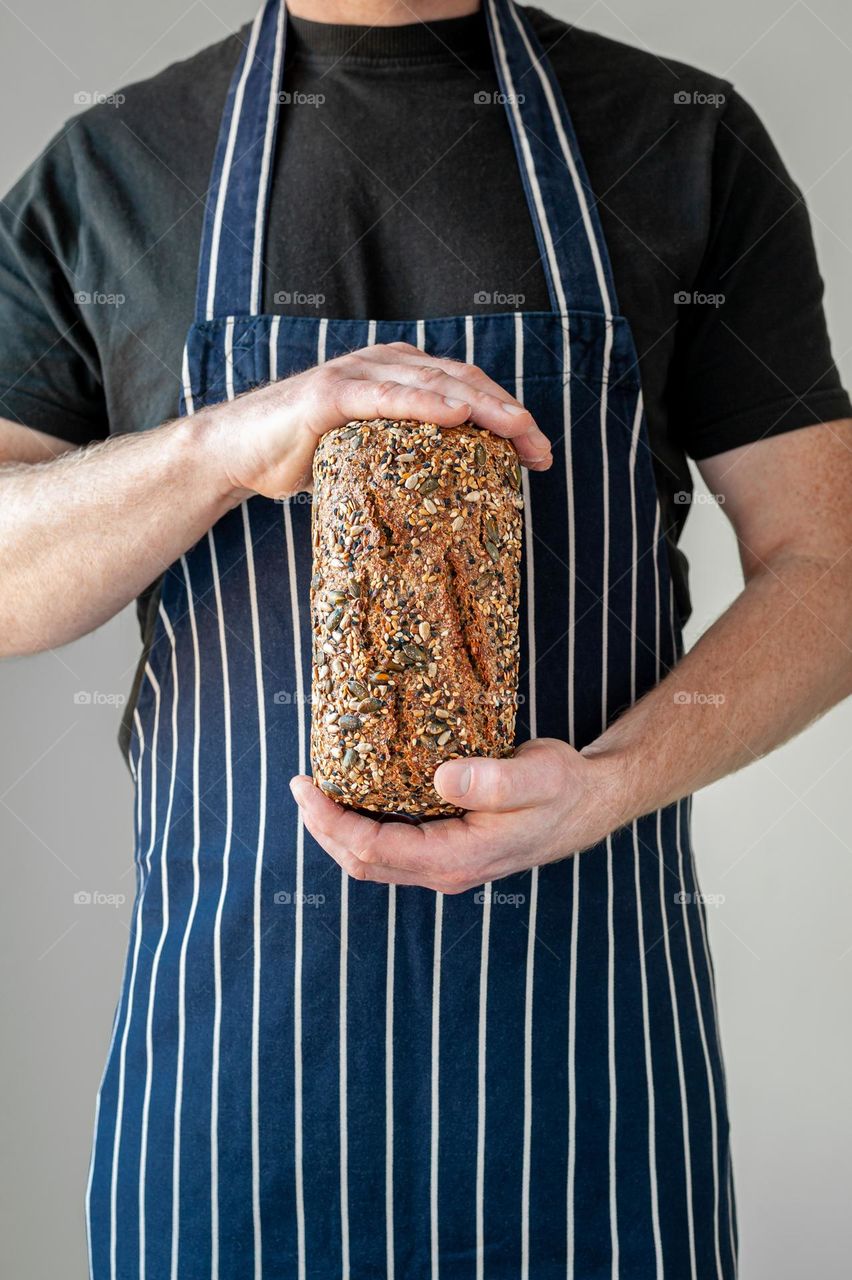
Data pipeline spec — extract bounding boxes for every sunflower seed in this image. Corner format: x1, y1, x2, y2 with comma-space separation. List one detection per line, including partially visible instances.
423, 497, 438, 515
404, 472, 421, 490
418, 621, 431, 641
437, 729, 454, 747
451, 515, 465, 532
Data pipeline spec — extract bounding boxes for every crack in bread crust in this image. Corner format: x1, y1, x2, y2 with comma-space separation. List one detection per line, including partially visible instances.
310, 418, 523, 818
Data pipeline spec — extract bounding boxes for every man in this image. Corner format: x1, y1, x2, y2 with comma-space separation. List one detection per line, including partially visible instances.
1, 0, 850, 1276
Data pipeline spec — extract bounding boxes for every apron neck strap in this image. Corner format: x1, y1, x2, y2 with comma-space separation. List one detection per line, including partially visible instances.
195, 0, 618, 322
195, 0, 286, 323
483, 0, 617, 318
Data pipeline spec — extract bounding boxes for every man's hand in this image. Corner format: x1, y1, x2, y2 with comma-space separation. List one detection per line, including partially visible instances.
291, 420, 852, 891
0, 343, 551, 656
289, 740, 627, 893
207, 341, 552, 500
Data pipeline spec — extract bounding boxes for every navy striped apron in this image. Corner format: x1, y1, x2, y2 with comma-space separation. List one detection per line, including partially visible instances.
85, 1, 737, 1276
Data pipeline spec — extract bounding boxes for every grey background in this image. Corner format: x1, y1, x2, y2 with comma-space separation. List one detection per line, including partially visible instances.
1, 1, 850, 1276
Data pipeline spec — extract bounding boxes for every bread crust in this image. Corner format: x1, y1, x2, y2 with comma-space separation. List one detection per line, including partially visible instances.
310, 419, 523, 817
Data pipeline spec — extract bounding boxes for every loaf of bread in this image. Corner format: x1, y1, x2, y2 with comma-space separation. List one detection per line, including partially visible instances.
310, 418, 523, 817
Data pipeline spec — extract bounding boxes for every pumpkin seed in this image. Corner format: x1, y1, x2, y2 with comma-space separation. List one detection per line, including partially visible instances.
474, 441, 486, 468
347, 678, 368, 699
338, 714, 362, 731
342, 748, 359, 770
419, 476, 440, 495
485, 540, 500, 564
358, 699, 384, 714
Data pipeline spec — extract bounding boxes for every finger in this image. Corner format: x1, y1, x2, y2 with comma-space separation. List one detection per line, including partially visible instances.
290, 776, 478, 884
324, 376, 474, 435
433, 740, 567, 813
360, 345, 523, 407
363, 362, 551, 466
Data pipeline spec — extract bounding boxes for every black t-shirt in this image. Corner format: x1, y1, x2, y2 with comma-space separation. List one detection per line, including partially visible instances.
0, 7, 848, 621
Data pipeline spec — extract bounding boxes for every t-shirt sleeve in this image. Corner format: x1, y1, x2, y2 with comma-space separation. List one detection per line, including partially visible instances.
669, 89, 851, 461
0, 123, 108, 444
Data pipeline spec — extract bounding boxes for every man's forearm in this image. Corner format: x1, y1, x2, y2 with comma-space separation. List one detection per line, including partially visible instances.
587, 546, 852, 824
0, 414, 237, 656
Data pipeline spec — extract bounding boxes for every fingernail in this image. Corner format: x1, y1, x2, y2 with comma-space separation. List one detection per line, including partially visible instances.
501, 402, 529, 416
437, 761, 471, 796
444, 397, 470, 410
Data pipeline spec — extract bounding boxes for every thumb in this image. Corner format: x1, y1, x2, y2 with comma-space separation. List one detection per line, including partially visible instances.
433, 740, 567, 813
